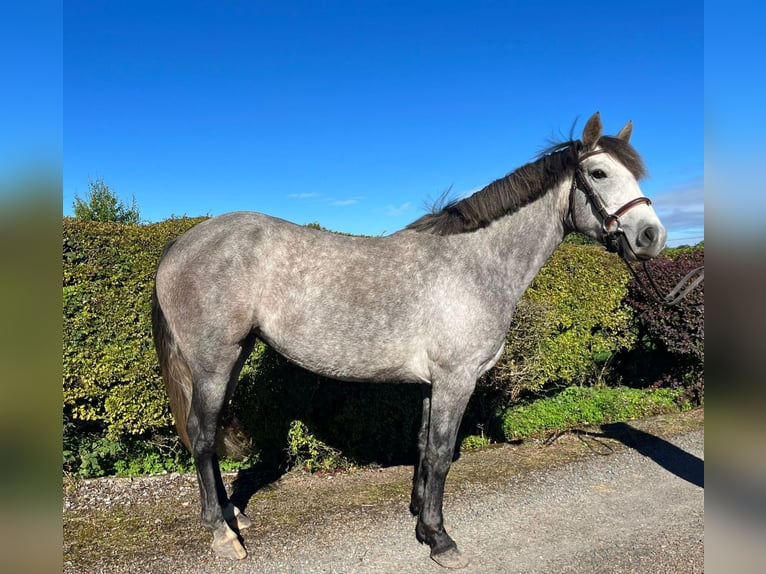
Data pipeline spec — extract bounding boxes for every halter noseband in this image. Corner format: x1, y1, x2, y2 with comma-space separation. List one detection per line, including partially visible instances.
567, 148, 652, 254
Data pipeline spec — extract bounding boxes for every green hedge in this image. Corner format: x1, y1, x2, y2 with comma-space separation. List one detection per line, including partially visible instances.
480, 243, 635, 406
63, 218, 205, 475
63, 217, 702, 477
63, 217, 205, 436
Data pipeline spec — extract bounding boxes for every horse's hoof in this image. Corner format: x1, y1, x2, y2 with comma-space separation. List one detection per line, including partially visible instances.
211, 527, 247, 560
224, 503, 253, 531
430, 546, 469, 569
234, 510, 253, 530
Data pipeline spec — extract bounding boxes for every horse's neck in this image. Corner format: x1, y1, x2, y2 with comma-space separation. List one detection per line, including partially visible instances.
459, 181, 569, 310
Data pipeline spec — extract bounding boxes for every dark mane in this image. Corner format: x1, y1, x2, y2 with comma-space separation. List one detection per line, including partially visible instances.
405, 135, 646, 235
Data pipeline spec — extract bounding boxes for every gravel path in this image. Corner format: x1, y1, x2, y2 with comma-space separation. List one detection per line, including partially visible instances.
64, 411, 704, 573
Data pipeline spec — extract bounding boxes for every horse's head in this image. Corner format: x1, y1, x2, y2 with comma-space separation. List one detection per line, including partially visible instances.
567, 112, 667, 261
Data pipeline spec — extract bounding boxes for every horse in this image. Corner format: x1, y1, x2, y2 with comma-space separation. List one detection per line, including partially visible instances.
151, 112, 667, 568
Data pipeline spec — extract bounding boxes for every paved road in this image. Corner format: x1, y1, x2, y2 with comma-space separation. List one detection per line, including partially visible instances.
202, 428, 704, 574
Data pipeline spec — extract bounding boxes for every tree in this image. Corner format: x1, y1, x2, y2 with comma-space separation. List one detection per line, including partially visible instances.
73, 178, 140, 224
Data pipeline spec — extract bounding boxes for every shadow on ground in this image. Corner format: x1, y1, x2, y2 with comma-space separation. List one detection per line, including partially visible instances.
565, 422, 704, 488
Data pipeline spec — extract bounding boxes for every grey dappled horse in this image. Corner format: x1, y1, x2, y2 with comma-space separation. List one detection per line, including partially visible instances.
152, 113, 666, 568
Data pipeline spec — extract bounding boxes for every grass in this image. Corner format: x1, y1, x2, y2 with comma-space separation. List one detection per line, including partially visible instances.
501, 386, 691, 441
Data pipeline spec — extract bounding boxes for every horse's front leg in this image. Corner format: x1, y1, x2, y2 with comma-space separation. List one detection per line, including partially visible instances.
415, 377, 475, 569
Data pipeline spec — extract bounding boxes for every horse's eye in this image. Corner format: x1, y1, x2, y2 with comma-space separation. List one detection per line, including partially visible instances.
591, 169, 607, 179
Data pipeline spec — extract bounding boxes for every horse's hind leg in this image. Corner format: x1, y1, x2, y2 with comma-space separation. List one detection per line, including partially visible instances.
410, 385, 431, 516
187, 342, 254, 560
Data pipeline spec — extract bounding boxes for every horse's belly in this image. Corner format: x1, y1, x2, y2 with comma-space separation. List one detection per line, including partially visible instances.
258, 330, 428, 384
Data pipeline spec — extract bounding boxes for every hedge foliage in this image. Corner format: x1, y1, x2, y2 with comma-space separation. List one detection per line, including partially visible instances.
623, 246, 705, 402
63, 217, 703, 477
63, 217, 205, 436
489, 244, 634, 395
63, 218, 205, 475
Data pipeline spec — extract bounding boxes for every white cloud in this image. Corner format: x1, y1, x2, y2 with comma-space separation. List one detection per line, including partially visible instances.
331, 198, 360, 206
384, 202, 412, 216
652, 176, 704, 208
651, 175, 705, 245
287, 192, 320, 199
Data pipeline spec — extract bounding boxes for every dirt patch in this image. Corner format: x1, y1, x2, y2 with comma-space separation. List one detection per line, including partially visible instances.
63, 408, 703, 573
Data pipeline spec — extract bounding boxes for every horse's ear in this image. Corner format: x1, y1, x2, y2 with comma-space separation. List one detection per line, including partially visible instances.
616, 120, 633, 142
582, 112, 602, 150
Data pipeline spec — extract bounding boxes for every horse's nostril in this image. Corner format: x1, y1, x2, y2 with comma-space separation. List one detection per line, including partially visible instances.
638, 225, 657, 247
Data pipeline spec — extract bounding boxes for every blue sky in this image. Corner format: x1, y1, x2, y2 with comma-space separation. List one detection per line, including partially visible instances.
0, 3, 61, 187
63, 1, 703, 245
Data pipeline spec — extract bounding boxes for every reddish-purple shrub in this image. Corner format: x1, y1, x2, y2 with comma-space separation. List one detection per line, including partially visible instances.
623, 246, 704, 402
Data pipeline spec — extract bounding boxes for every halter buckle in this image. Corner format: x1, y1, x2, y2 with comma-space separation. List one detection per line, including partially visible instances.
603, 227, 625, 253
603, 214, 621, 233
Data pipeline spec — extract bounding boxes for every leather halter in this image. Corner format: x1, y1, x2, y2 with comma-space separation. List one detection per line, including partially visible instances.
567, 149, 652, 254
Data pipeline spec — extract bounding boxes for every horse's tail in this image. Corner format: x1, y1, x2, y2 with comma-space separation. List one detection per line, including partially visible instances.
151, 271, 193, 453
